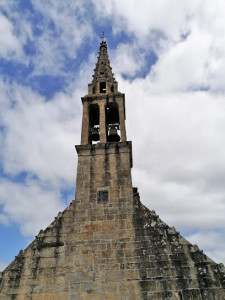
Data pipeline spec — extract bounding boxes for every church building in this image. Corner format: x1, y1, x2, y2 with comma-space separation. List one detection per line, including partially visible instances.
0, 40, 225, 300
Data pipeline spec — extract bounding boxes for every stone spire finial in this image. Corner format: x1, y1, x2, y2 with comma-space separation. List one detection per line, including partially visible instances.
88, 39, 118, 95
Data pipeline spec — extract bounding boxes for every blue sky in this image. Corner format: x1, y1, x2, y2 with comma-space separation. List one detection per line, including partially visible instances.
1, 0, 225, 271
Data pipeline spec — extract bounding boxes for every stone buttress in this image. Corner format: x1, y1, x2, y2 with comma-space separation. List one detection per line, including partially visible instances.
0, 41, 225, 300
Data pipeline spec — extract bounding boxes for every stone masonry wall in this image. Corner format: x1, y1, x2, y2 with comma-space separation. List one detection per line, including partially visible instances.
0, 142, 142, 299
0, 142, 225, 299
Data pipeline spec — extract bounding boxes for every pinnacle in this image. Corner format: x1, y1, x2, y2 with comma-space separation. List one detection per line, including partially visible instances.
88, 40, 118, 95
92, 41, 115, 84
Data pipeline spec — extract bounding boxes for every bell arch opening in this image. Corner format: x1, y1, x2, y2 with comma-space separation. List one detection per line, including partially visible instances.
106, 102, 120, 142
89, 104, 100, 144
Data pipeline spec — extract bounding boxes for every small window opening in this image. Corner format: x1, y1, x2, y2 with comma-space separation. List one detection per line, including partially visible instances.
100, 82, 106, 93
97, 190, 108, 204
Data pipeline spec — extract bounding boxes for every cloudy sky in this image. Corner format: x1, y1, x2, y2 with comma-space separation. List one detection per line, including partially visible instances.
0, 0, 225, 271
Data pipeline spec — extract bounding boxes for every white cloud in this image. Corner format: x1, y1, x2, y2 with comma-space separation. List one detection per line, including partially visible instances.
92, 0, 197, 42
93, 0, 225, 93
30, 0, 94, 75
0, 1, 94, 75
0, 2, 33, 63
117, 77, 225, 234
0, 214, 9, 226
0, 178, 65, 236
0, 81, 80, 186
0, 53, 95, 236
148, 26, 211, 92
111, 43, 145, 77
0, 13, 22, 58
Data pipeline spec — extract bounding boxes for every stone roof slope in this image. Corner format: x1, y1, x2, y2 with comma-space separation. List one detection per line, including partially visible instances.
133, 188, 225, 299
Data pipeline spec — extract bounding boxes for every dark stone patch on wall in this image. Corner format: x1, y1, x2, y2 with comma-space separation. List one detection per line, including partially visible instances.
97, 190, 108, 204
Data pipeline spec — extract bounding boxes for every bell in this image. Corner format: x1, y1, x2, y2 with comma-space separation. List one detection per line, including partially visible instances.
91, 127, 100, 141
108, 126, 120, 142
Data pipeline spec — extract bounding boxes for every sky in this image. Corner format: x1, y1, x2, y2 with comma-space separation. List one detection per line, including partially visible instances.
0, 0, 225, 271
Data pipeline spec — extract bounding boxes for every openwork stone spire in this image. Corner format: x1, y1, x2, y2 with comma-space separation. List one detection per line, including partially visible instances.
88, 41, 118, 95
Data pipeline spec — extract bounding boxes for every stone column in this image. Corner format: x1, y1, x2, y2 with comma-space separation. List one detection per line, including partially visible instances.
99, 100, 107, 143
117, 97, 127, 142
81, 100, 89, 145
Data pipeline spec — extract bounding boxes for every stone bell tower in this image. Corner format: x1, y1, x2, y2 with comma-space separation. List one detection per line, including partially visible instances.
1, 40, 225, 300
75, 40, 132, 212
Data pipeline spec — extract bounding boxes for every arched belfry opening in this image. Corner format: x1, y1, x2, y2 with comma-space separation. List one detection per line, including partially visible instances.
88, 101, 121, 144
89, 104, 100, 143
106, 102, 120, 142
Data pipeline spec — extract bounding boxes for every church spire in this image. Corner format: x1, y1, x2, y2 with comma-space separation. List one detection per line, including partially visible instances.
88, 40, 118, 95
81, 40, 126, 145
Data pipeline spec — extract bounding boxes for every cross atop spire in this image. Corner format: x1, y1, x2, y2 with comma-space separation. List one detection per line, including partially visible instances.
101, 31, 107, 41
